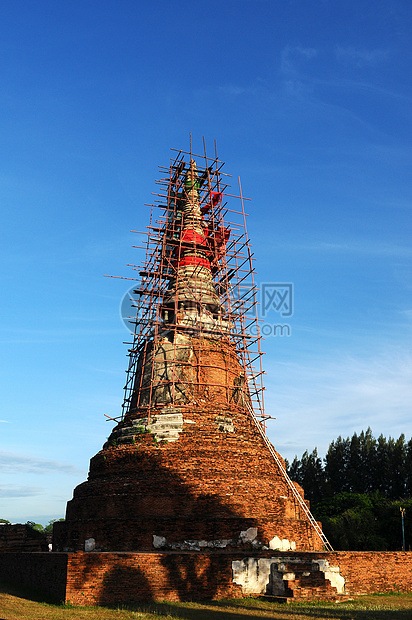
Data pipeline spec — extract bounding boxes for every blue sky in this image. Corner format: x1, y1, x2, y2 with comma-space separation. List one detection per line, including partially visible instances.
1, 0, 411, 524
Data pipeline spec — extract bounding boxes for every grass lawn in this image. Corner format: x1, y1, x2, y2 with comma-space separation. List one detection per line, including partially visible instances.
1, 583, 412, 620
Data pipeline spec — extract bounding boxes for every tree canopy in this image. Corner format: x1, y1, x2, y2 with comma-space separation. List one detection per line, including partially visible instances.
25, 518, 65, 534
287, 428, 411, 551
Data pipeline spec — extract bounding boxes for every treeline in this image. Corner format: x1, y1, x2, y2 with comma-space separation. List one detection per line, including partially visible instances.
0, 518, 64, 534
287, 428, 412, 504
25, 519, 64, 534
286, 429, 412, 550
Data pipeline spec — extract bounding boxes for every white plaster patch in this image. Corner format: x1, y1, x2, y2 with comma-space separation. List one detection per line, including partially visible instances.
232, 556, 346, 597
84, 538, 95, 552
154, 536, 232, 551
268, 535, 295, 551
216, 416, 235, 432
232, 558, 274, 594
153, 535, 166, 549
314, 559, 345, 594
239, 527, 258, 543
141, 412, 184, 442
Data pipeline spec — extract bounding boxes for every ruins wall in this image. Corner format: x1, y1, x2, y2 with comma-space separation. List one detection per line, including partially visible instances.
0, 552, 67, 602
1, 550, 411, 605
325, 551, 412, 595
0, 524, 48, 552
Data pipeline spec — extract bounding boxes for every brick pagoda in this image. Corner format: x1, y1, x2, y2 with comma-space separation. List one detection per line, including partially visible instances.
54, 147, 326, 554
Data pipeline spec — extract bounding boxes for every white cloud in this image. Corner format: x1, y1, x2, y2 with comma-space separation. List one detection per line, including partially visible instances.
0, 485, 42, 498
283, 79, 314, 98
218, 85, 247, 96
0, 452, 83, 476
265, 350, 412, 461
335, 47, 390, 68
280, 45, 318, 75
280, 239, 412, 259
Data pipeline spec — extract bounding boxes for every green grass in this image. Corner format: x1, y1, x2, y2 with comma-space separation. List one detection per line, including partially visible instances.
1, 583, 412, 620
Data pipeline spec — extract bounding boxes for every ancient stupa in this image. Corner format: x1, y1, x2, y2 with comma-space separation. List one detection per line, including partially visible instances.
54, 145, 328, 554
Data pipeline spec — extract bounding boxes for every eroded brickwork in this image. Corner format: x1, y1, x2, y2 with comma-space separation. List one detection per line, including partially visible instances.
0, 524, 48, 552
1, 551, 411, 605
55, 393, 321, 552
0, 552, 67, 602
325, 551, 412, 595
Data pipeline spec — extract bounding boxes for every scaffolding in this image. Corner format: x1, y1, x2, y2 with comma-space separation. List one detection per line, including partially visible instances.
106, 141, 333, 551
113, 141, 266, 428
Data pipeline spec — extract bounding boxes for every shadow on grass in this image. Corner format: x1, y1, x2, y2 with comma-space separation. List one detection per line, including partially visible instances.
208, 596, 412, 619
2, 582, 412, 620
0, 580, 59, 605
121, 597, 412, 620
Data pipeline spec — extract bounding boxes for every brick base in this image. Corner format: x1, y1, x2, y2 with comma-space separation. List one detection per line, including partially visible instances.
56, 403, 323, 553
0, 550, 411, 605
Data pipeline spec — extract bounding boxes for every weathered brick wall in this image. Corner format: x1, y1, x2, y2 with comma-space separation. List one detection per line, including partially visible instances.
325, 551, 412, 595
0, 552, 67, 602
65, 552, 243, 605
242, 551, 412, 597
55, 516, 317, 555
65, 551, 412, 604
0, 550, 411, 605
57, 399, 321, 553
0, 524, 48, 552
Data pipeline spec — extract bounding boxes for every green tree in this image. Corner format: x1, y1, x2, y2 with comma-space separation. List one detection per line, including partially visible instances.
289, 429, 412, 550
44, 518, 65, 534
387, 434, 407, 499
287, 449, 326, 504
375, 433, 391, 495
315, 492, 388, 550
26, 521, 44, 533
406, 438, 412, 497
324, 435, 350, 494
358, 428, 377, 493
